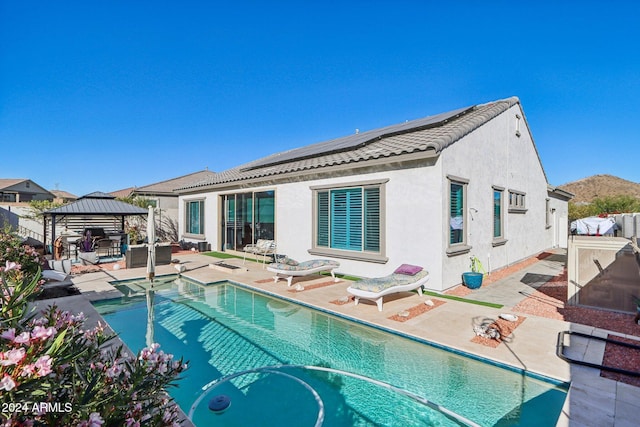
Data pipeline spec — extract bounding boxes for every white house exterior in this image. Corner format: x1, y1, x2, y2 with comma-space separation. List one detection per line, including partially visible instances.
131, 169, 216, 229
176, 97, 571, 291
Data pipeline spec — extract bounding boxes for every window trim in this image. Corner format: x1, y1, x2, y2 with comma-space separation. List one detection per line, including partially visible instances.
446, 176, 471, 257
184, 198, 205, 239
508, 189, 527, 214
492, 186, 507, 246
310, 179, 388, 263
545, 198, 552, 229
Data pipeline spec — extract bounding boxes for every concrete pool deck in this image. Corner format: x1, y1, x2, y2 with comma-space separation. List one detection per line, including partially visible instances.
37, 251, 640, 427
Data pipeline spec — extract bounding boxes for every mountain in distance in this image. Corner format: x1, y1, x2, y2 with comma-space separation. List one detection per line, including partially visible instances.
558, 174, 640, 203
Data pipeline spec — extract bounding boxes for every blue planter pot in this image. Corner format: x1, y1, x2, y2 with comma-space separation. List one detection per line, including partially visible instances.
462, 272, 483, 289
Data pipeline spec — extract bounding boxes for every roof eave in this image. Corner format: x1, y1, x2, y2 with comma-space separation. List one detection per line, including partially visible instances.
548, 185, 574, 200
177, 148, 440, 194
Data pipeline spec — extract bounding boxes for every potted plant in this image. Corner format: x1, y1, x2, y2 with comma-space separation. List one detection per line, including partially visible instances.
462, 255, 485, 289
77, 231, 98, 265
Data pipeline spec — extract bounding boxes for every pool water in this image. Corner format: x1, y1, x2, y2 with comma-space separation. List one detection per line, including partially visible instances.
94, 276, 568, 426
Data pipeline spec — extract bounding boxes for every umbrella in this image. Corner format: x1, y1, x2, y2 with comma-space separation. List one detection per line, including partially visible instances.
146, 206, 156, 283
145, 287, 155, 347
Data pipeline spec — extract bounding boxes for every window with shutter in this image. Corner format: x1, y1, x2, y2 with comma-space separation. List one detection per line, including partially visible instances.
313, 183, 383, 255
449, 182, 464, 245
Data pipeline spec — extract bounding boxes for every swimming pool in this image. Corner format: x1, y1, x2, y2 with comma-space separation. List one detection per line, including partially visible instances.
94, 275, 568, 426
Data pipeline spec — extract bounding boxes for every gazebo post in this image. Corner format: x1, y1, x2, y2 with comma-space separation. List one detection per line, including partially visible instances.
43, 216, 47, 254
51, 215, 56, 255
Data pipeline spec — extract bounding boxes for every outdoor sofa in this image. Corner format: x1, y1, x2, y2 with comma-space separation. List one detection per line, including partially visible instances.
125, 244, 173, 269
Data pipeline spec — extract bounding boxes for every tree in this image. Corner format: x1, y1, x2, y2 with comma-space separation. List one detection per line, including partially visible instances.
24, 200, 63, 222
568, 195, 640, 222
591, 195, 640, 215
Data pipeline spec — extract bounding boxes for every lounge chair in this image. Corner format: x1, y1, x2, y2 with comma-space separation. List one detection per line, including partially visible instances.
243, 239, 277, 268
267, 258, 340, 287
347, 265, 429, 311
42, 261, 74, 289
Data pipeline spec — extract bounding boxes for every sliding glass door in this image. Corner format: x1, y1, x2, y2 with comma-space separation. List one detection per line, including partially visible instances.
222, 191, 274, 251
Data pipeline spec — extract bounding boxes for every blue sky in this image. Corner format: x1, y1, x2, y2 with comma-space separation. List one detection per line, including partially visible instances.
1, 1, 639, 197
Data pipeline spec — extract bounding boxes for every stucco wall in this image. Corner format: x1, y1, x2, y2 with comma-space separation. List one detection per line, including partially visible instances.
274, 163, 443, 281
439, 104, 555, 288
180, 162, 444, 282
549, 196, 569, 249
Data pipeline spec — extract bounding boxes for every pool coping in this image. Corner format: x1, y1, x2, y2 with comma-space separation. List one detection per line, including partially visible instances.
62, 252, 640, 426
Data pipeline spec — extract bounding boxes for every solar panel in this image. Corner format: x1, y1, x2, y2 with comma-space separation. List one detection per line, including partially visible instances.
242, 104, 474, 171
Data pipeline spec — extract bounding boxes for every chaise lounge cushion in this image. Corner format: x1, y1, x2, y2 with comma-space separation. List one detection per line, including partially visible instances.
244, 239, 276, 254
349, 270, 429, 293
273, 255, 299, 266
269, 259, 338, 271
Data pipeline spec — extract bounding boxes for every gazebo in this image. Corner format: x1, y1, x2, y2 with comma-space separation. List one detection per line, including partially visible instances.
43, 192, 148, 254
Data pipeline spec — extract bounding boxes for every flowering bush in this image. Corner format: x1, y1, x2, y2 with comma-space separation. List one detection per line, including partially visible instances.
0, 231, 188, 426
0, 232, 44, 278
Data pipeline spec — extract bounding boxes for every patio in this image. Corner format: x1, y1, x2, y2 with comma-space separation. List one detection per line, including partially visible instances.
38, 249, 640, 426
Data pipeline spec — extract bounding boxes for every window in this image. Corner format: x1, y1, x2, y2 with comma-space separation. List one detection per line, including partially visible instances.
185, 200, 204, 235
316, 187, 379, 252
449, 181, 465, 245
545, 198, 551, 228
492, 186, 507, 246
508, 190, 526, 213
493, 188, 503, 238
311, 179, 387, 262
446, 176, 471, 256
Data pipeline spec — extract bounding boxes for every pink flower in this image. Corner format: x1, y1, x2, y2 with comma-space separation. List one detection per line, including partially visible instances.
87, 412, 104, 426
20, 364, 36, 377
0, 328, 15, 341
105, 363, 123, 379
0, 374, 16, 391
0, 348, 26, 366
2, 261, 20, 272
13, 331, 30, 344
32, 326, 56, 341
34, 355, 52, 376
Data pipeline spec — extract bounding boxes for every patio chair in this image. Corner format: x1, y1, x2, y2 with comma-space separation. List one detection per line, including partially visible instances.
243, 239, 277, 268
347, 265, 430, 311
267, 258, 340, 287
95, 238, 114, 257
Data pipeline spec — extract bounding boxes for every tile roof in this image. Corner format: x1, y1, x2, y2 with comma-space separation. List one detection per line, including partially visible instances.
178, 96, 520, 191
109, 187, 136, 199
134, 170, 217, 195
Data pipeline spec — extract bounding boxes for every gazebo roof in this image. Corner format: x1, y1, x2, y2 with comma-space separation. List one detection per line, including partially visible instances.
45, 192, 148, 216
